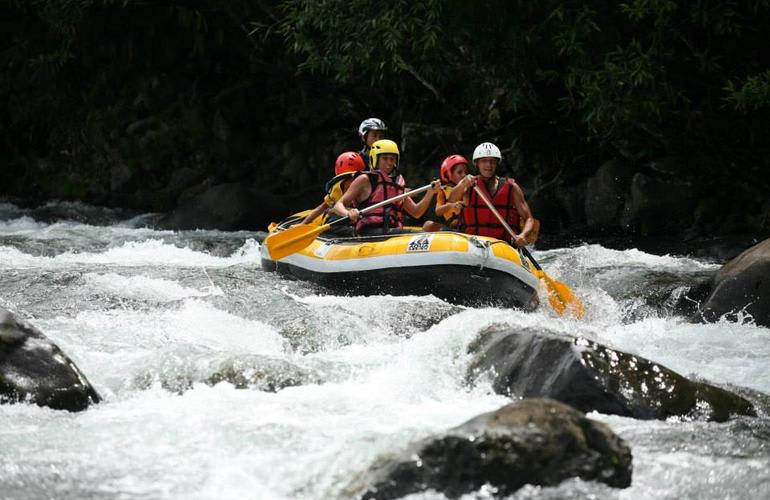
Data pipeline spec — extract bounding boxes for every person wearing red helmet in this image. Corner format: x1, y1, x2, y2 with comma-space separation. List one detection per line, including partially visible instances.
332, 139, 439, 236
301, 152, 366, 231
423, 154, 469, 232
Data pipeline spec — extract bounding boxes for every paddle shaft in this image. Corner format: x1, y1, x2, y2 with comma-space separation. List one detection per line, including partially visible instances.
472, 185, 542, 270
328, 183, 433, 227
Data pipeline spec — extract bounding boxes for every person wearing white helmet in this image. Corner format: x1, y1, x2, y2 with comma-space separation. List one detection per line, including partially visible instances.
358, 118, 387, 169
448, 142, 535, 248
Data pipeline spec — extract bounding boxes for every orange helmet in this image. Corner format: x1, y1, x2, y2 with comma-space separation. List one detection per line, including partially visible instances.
335, 152, 365, 176
439, 155, 469, 184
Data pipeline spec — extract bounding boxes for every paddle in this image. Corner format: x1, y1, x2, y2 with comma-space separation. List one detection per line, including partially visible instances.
472, 185, 585, 318
265, 183, 434, 261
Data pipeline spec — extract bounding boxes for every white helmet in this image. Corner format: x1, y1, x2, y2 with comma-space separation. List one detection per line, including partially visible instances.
358, 118, 387, 140
472, 142, 502, 161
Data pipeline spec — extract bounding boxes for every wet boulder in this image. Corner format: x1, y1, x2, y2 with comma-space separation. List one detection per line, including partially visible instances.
584, 159, 633, 230
621, 172, 697, 235
0, 308, 100, 412
702, 238, 770, 327
132, 353, 321, 393
354, 399, 631, 499
467, 326, 755, 422
157, 182, 288, 231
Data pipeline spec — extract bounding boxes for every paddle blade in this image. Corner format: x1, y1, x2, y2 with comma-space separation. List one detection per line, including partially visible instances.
534, 270, 585, 319
264, 223, 329, 260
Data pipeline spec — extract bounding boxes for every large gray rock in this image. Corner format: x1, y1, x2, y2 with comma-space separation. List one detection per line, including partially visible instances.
467, 326, 755, 422
584, 159, 633, 229
622, 172, 696, 235
555, 178, 587, 226
157, 182, 288, 231
702, 238, 770, 327
1, 308, 100, 412
355, 399, 632, 499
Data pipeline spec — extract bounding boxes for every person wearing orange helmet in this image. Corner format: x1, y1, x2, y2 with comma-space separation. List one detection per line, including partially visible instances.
422, 154, 469, 232
301, 152, 366, 230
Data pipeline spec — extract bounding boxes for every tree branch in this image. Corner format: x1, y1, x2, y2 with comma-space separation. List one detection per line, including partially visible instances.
395, 55, 445, 103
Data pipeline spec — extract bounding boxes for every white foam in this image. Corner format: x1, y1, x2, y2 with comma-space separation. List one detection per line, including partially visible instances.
541, 244, 719, 272
285, 290, 448, 307
0, 216, 47, 232
83, 272, 223, 301
584, 315, 770, 393
62, 300, 287, 355
0, 238, 261, 268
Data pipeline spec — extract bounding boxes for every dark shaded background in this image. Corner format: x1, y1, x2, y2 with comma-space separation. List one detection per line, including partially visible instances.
2, 1, 768, 246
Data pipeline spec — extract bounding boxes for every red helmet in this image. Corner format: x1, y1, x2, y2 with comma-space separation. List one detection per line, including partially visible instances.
439, 155, 469, 184
335, 152, 365, 176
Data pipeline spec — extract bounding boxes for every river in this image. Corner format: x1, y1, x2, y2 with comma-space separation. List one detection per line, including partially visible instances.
1, 201, 768, 499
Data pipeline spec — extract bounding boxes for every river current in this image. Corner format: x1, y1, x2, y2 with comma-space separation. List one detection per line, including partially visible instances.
0, 201, 768, 499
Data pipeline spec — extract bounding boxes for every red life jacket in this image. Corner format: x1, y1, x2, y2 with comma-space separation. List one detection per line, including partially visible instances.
356, 170, 406, 232
461, 175, 521, 242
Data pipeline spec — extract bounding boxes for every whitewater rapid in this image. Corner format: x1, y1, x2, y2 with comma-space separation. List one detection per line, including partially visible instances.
0, 202, 768, 499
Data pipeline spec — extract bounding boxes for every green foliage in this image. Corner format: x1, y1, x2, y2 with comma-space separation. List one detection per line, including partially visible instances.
1, 0, 769, 218
278, 0, 444, 82
277, 0, 770, 156
724, 70, 770, 112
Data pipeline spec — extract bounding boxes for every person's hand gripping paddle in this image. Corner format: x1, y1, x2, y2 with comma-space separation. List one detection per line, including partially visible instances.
265, 184, 434, 261
473, 185, 585, 319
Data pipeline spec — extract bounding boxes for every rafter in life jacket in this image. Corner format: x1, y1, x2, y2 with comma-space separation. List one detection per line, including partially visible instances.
355, 169, 406, 233
439, 184, 461, 227
461, 175, 521, 243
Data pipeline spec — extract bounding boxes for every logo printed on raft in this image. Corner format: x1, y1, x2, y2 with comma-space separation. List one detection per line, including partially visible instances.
407, 234, 434, 253
314, 241, 334, 257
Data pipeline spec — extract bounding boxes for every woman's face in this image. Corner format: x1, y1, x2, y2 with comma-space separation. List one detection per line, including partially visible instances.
451, 164, 468, 184
377, 154, 398, 174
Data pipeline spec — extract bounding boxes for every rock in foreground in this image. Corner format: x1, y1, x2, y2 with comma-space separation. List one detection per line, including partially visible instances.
1, 307, 100, 412
468, 326, 755, 422
356, 399, 631, 499
0, 308, 101, 411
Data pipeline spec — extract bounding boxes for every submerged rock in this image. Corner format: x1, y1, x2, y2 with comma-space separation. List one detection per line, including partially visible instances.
702, 238, 770, 327
0, 307, 100, 412
132, 353, 320, 393
467, 326, 755, 422
156, 182, 288, 231
354, 399, 631, 499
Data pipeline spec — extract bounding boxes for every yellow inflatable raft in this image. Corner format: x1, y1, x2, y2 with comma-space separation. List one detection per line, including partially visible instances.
261, 215, 540, 310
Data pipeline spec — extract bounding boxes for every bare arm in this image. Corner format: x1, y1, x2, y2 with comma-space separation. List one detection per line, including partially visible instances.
403, 181, 439, 219
434, 188, 450, 217
435, 188, 464, 217
331, 175, 370, 222
448, 175, 474, 203
511, 181, 534, 247
301, 202, 329, 224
